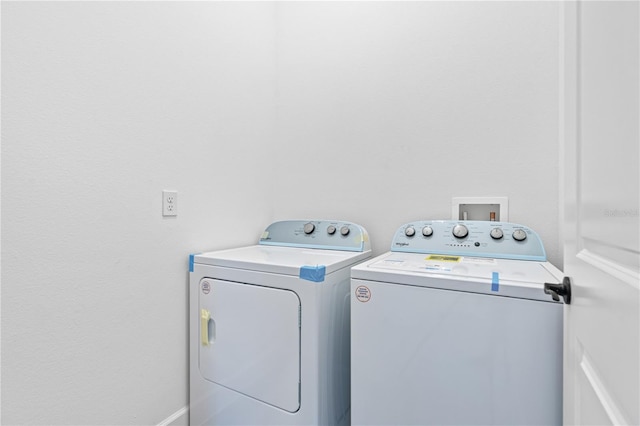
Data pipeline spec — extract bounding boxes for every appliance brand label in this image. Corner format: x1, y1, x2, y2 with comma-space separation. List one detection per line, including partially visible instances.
201, 280, 211, 295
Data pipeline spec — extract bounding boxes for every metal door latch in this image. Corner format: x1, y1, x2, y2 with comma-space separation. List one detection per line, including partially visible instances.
544, 276, 572, 304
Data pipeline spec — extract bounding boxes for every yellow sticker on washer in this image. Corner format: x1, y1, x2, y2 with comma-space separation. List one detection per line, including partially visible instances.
426, 255, 461, 262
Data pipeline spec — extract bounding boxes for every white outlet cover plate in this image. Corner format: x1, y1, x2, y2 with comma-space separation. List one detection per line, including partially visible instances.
163, 190, 178, 217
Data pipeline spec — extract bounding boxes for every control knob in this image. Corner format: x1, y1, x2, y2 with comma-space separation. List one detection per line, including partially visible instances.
452, 224, 469, 239
303, 223, 315, 234
327, 225, 336, 235
405, 227, 416, 237
512, 229, 527, 241
340, 226, 350, 236
422, 226, 433, 237
490, 228, 504, 240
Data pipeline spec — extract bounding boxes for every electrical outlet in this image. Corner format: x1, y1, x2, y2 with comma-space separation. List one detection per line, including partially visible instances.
163, 190, 178, 217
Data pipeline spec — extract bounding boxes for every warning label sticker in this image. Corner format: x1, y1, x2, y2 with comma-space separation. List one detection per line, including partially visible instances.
201, 280, 211, 295
426, 255, 461, 262
355, 286, 371, 303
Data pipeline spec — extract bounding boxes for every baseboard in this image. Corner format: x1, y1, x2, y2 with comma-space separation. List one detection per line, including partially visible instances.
157, 406, 189, 426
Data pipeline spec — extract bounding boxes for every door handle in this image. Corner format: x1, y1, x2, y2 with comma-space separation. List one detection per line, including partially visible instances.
201, 309, 211, 346
544, 276, 572, 304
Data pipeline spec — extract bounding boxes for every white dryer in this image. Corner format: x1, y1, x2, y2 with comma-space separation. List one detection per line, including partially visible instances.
190, 220, 371, 425
351, 220, 563, 426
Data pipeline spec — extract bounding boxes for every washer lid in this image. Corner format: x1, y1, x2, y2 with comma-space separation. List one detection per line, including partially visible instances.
351, 252, 563, 302
194, 245, 371, 276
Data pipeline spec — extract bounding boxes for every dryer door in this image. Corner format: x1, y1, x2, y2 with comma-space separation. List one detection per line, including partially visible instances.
198, 278, 301, 412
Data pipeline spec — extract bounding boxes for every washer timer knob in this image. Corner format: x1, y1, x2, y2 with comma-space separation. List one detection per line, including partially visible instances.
327, 225, 336, 235
422, 226, 433, 237
452, 224, 469, 239
303, 223, 315, 234
405, 227, 416, 237
340, 226, 350, 236
512, 229, 527, 241
490, 228, 504, 240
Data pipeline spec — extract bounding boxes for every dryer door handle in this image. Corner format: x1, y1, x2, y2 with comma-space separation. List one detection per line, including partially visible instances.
544, 277, 572, 304
201, 309, 215, 346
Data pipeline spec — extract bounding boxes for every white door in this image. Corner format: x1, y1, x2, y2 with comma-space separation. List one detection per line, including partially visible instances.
199, 279, 301, 413
562, 1, 639, 424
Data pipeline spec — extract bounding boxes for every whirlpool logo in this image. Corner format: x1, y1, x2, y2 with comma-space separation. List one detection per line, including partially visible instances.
395, 242, 409, 247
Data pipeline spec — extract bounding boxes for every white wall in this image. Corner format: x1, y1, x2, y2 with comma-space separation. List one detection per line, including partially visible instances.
1, 2, 561, 425
273, 1, 561, 264
2, 2, 277, 424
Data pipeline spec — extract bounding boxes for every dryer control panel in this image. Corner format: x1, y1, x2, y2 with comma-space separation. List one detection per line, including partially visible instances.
391, 220, 546, 261
259, 220, 371, 252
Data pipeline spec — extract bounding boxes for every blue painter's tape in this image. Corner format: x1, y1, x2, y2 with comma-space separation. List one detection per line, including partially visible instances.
189, 254, 196, 273
491, 272, 499, 292
299, 265, 326, 282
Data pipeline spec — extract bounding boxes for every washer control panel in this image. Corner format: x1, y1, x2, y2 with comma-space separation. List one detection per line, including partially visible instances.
259, 220, 370, 252
391, 220, 546, 261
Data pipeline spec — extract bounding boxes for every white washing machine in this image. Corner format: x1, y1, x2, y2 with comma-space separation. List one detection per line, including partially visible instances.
351, 220, 563, 426
189, 220, 371, 425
